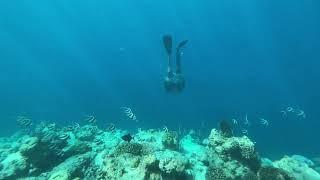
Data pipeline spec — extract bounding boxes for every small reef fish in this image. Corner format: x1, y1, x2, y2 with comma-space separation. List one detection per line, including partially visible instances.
58, 133, 69, 140
84, 115, 97, 124
296, 109, 306, 119
282, 106, 306, 119
73, 122, 80, 129
17, 116, 32, 127
51, 145, 64, 156
43, 131, 55, 139
65, 122, 80, 131
120, 107, 137, 122
56, 150, 64, 157
121, 133, 133, 142
232, 119, 238, 125
281, 110, 287, 117
244, 114, 250, 126
259, 118, 269, 127
163, 126, 169, 133
178, 124, 182, 136
286, 106, 294, 112
65, 125, 74, 131
94, 138, 103, 144
242, 129, 248, 135
47, 123, 56, 131
106, 123, 115, 132
48, 143, 58, 150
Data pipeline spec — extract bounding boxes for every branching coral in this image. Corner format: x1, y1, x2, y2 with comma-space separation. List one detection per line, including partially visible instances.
113, 142, 144, 156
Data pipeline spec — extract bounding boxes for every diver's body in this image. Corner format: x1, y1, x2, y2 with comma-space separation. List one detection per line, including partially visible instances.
163, 35, 188, 93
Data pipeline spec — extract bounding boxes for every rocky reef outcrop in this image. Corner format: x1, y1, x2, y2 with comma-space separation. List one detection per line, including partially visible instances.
0, 121, 320, 180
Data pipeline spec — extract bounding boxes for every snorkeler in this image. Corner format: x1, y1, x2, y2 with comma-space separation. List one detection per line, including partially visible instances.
162, 35, 188, 93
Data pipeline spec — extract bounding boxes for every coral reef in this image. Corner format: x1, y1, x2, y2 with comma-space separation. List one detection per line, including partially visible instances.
206, 166, 227, 180
0, 121, 319, 180
208, 129, 261, 173
219, 120, 233, 137
313, 157, 320, 174
257, 166, 292, 180
161, 129, 178, 150
273, 155, 320, 180
113, 142, 144, 156
47, 152, 93, 180
0, 152, 28, 179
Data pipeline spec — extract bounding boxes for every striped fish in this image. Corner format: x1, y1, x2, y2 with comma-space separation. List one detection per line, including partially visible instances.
48, 143, 58, 150
16, 116, 32, 127
84, 115, 97, 124
47, 123, 56, 131
120, 107, 137, 122
58, 133, 69, 140
73, 122, 80, 129
42, 131, 55, 140
56, 150, 64, 157
65, 122, 80, 131
106, 123, 116, 132
94, 138, 103, 144
65, 125, 74, 131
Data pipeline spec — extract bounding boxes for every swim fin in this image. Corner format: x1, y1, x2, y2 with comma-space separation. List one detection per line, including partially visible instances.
177, 40, 188, 49
163, 35, 173, 55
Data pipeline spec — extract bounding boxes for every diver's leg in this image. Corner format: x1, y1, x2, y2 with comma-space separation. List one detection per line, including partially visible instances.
176, 48, 182, 74
163, 35, 174, 77
176, 40, 188, 74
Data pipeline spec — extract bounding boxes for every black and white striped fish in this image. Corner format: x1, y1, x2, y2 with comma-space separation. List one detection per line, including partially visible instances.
120, 107, 137, 122
42, 131, 55, 140
16, 116, 32, 127
73, 122, 80, 129
48, 143, 58, 150
65, 122, 80, 131
46, 123, 56, 131
106, 123, 116, 132
58, 133, 69, 140
65, 125, 74, 131
84, 115, 97, 124
56, 150, 64, 157
94, 138, 103, 144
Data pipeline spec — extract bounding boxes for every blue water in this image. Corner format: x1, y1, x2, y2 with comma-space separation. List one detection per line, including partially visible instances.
0, 1, 319, 159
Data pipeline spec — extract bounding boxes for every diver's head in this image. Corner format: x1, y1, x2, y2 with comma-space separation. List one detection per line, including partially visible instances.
164, 77, 176, 93
164, 74, 185, 93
